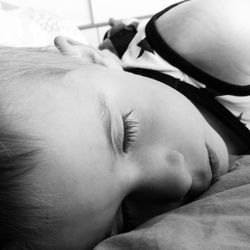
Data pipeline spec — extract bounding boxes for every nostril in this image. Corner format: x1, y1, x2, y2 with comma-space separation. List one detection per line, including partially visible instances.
165, 150, 185, 169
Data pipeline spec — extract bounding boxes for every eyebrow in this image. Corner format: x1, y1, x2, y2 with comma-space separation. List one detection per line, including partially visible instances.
97, 94, 119, 156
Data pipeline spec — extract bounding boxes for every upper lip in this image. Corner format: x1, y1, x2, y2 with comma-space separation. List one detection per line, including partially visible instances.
206, 144, 221, 184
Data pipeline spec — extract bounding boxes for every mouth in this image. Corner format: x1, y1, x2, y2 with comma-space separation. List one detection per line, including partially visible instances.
206, 144, 221, 184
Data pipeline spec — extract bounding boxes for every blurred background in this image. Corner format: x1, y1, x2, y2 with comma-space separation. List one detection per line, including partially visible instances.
2, 0, 178, 47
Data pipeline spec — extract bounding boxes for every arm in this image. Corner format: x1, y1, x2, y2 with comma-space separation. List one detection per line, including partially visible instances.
156, 0, 250, 86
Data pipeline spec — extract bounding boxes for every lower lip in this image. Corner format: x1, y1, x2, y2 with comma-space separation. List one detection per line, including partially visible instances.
206, 144, 221, 183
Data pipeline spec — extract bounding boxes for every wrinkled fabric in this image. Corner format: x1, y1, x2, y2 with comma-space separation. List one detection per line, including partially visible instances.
95, 155, 250, 250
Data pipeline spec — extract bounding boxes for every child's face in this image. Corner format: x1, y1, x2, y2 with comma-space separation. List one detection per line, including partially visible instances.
15, 64, 229, 249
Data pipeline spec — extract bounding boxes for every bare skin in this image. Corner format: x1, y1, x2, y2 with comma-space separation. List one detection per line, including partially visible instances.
6, 0, 249, 248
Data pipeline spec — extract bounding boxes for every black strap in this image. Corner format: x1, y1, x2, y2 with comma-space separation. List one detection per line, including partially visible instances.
125, 68, 250, 154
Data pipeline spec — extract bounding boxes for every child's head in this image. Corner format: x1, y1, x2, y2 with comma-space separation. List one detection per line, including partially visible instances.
0, 41, 229, 249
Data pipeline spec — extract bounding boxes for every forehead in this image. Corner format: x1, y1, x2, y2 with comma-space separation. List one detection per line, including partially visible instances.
5, 70, 107, 161
0, 67, 132, 249
29, 74, 121, 249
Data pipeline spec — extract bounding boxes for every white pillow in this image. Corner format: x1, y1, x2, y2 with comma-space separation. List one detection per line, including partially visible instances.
0, 1, 88, 47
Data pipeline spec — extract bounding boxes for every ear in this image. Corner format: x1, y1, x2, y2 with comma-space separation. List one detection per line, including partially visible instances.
54, 36, 98, 63
54, 36, 122, 69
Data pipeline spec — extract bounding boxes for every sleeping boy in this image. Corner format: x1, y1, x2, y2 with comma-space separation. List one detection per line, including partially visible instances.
1, 0, 250, 249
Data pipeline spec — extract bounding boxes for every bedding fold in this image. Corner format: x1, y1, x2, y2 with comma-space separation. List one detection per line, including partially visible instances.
95, 155, 250, 250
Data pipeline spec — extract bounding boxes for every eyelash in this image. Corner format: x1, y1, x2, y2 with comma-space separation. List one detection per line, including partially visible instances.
122, 110, 138, 153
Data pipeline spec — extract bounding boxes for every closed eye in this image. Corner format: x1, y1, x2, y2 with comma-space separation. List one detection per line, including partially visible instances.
122, 110, 138, 153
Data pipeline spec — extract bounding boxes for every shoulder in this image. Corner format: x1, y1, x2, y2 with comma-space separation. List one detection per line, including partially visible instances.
155, 0, 250, 86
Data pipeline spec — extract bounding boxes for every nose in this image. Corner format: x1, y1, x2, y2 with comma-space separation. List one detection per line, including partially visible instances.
134, 149, 193, 202
162, 150, 193, 200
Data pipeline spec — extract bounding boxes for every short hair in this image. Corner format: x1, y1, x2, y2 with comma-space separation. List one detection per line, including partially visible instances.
0, 46, 85, 249
0, 46, 85, 81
